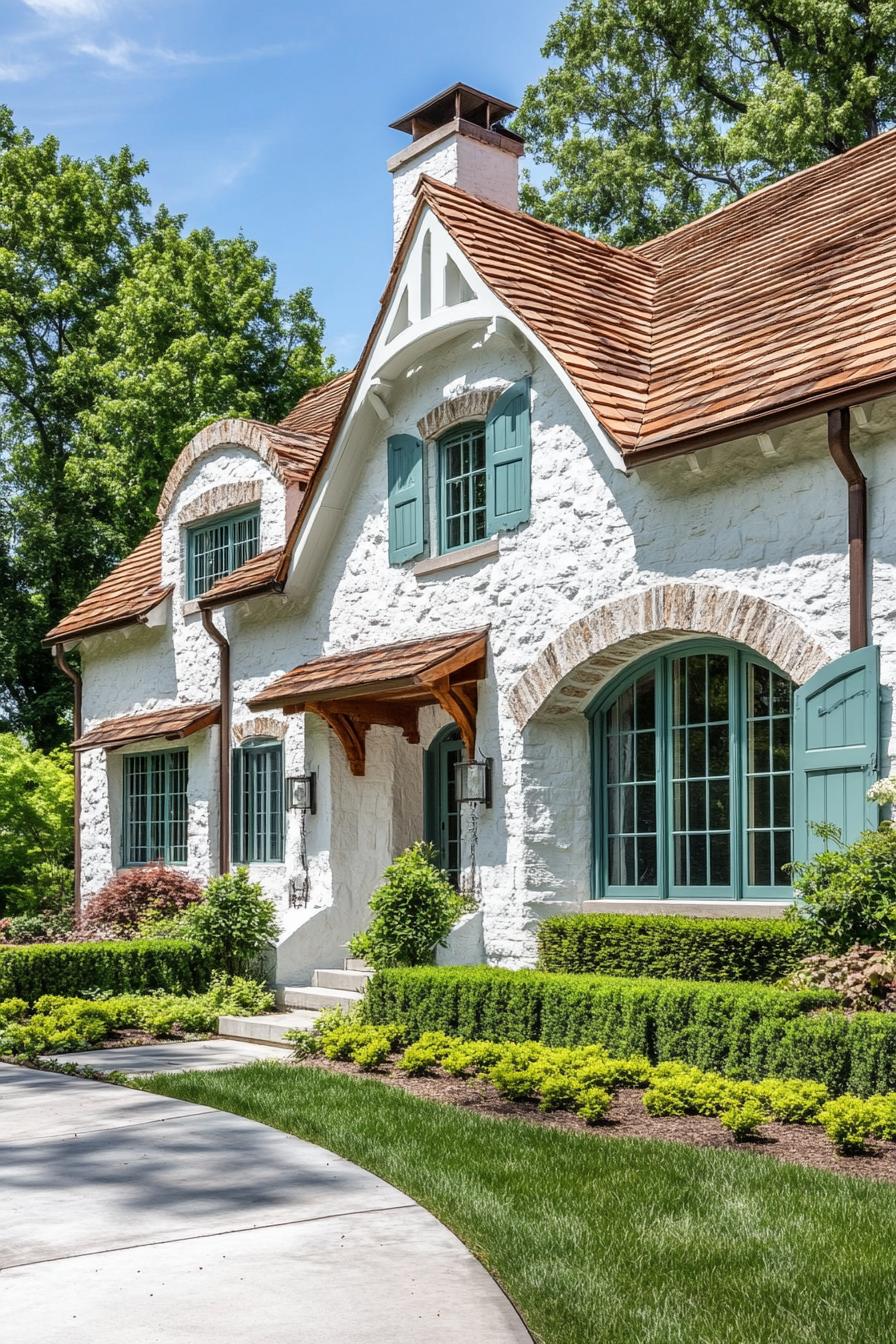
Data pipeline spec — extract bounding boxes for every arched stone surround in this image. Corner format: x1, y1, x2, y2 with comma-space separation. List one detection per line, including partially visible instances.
416, 385, 506, 440
508, 582, 833, 727
157, 419, 288, 520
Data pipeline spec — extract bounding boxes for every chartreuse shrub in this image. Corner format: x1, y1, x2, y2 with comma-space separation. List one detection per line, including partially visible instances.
0, 938, 210, 999
348, 842, 474, 970
537, 912, 803, 983
0, 973, 273, 1058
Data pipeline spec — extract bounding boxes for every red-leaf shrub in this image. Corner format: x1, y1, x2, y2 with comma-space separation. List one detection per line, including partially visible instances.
80, 866, 203, 938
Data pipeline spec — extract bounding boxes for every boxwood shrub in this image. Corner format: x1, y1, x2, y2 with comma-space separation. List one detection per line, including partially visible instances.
0, 939, 210, 1001
537, 913, 803, 984
361, 966, 896, 1094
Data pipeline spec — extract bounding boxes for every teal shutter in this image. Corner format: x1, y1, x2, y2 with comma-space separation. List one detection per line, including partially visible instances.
387, 434, 425, 564
792, 645, 880, 863
231, 748, 245, 864
485, 377, 531, 535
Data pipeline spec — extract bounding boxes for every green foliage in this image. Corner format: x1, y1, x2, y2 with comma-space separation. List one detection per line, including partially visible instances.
0, 107, 332, 749
364, 964, 838, 1074
0, 937, 209, 999
348, 842, 473, 970
755, 1078, 829, 1124
720, 1097, 766, 1142
0, 975, 271, 1057
186, 868, 278, 976
537, 912, 802, 982
514, 0, 896, 244
818, 1095, 878, 1154
0, 997, 27, 1023
788, 825, 896, 950
0, 735, 74, 916
575, 1085, 613, 1125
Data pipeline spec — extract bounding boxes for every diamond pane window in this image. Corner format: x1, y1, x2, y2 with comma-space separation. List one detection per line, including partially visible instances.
439, 426, 487, 552
122, 749, 188, 865
187, 508, 260, 599
232, 740, 284, 864
595, 644, 794, 899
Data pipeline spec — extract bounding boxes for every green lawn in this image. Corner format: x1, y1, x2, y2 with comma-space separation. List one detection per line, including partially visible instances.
145, 1061, 896, 1344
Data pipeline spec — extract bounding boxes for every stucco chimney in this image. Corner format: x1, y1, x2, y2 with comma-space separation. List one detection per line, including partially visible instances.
388, 83, 523, 253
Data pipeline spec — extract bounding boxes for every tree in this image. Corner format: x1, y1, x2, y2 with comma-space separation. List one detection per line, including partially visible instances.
515, 0, 896, 245
0, 108, 333, 749
0, 733, 73, 916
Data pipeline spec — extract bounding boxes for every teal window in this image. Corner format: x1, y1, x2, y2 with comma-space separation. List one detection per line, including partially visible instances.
439, 424, 487, 551
593, 643, 794, 899
187, 508, 259, 599
232, 739, 284, 864
122, 749, 188, 866
424, 725, 464, 884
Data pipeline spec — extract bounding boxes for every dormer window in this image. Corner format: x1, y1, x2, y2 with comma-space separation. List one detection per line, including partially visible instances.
186, 507, 260, 599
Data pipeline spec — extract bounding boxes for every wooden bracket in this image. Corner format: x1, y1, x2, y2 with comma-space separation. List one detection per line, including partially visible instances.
312, 706, 368, 777
426, 678, 477, 757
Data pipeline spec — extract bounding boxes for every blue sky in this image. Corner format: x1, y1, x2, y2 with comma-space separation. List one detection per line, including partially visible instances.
0, 0, 555, 365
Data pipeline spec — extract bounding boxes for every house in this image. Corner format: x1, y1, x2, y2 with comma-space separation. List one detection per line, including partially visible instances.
46, 83, 896, 982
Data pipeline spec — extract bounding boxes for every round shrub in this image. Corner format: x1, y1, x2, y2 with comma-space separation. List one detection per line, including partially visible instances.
789, 824, 896, 951
80, 865, 203, 938
348, 842, 474, 970
185, 868, 279, 977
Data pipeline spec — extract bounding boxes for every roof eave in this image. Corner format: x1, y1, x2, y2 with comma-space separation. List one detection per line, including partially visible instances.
43, 587, 174, 648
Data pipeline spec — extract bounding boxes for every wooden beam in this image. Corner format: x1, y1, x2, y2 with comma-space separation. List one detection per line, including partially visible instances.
307, 698, 420, 744
426, 677, 477, 757
311, 707, 368, 777
418, 633, 488, 684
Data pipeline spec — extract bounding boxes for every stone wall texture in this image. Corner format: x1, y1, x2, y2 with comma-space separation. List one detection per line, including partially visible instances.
76, 247, 896, 970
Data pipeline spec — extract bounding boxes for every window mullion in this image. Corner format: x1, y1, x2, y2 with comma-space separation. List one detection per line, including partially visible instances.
658, 656, 669, 901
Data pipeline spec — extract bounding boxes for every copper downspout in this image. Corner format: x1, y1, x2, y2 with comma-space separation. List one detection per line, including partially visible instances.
201, 608, 231, 873
53, 643, 82, 918
827, 408, 868, 650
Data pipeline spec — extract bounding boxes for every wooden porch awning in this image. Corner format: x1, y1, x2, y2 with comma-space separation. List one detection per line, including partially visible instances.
248, 629, 488, 775
73, 702, 220, 752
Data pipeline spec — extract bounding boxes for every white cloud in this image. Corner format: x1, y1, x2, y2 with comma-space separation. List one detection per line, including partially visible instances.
0, 62, 37, 81
22, 0, 105, 17
74, 38, 294, 73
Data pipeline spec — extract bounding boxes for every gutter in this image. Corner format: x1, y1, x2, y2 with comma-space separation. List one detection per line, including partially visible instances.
53, 644, 82, 918
827, 408, 869, 650
201, 608, 231, 873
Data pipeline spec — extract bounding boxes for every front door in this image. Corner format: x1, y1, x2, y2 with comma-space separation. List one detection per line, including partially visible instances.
425, 726, 463, 884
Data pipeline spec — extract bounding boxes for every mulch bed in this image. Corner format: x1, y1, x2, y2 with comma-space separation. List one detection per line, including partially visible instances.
295, 1055, 896, 1184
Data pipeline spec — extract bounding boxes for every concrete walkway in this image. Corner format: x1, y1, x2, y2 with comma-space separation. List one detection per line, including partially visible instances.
0, 1063, 530, 1343
43, 1037, 291, 1074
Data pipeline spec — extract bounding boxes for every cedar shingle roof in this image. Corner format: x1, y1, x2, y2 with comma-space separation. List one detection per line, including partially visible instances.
279, 370, 355, 441
198, 547, 284, 607
417, 127, 896, 457
72, 701, 220, 751
44, 526, 170, 645
248, 628, 487, 711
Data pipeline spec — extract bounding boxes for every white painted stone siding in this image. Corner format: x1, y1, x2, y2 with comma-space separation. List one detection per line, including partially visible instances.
75, 294, 896, 970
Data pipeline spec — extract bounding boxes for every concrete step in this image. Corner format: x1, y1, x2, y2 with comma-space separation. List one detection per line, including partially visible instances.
344, 958, 371, 973
278, 985, 365, 1012
312, 968, 373, 992
217, 1009, 319, 1047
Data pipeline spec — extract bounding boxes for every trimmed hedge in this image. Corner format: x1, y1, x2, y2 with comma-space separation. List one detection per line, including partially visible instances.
537, 913, 803, 984
363, 966, 896, 1095
0, 939, 210, 1001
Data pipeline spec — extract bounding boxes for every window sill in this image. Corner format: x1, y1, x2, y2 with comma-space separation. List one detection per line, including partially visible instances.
583, 899, 791, 918
182, 598, 201, 616
413, 537, 498, 578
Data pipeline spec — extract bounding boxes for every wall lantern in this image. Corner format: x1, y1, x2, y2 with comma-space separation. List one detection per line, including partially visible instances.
455, 758, 492, 808
286, 772, 316, 814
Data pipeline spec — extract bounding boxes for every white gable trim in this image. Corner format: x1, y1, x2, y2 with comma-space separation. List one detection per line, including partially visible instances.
283, 208, 627, 600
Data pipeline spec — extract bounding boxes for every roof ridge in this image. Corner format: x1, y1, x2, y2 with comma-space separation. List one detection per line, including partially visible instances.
415, 175, 659, 277
633, 126, 896, 256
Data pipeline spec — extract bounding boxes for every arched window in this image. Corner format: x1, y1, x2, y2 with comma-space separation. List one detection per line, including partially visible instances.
591, 642, 793, 900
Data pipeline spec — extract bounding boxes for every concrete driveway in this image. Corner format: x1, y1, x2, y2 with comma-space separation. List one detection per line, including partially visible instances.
0, 1063, 530, 1343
